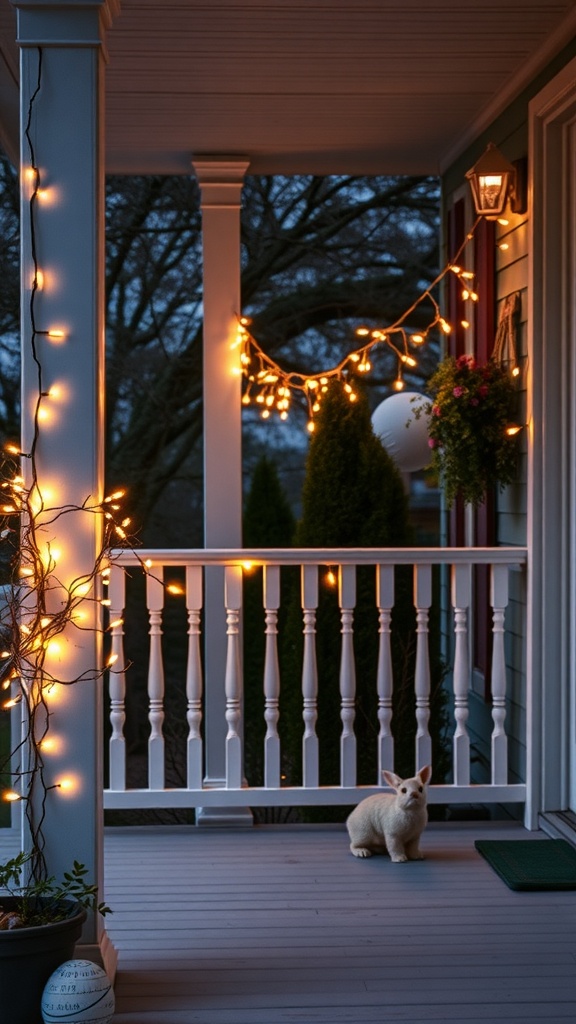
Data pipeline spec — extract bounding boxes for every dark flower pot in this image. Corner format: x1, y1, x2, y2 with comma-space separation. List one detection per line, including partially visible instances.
0, 897, 87, 1024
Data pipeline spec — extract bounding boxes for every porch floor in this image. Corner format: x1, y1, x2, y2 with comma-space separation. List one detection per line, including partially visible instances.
103, 820, 576, 1023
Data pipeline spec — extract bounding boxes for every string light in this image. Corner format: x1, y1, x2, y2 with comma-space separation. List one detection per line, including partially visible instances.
0, 45, 155, 888
237, 221, 485, 427
2, 790, 21, 803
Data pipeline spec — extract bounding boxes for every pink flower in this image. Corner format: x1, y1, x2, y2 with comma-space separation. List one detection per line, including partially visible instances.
432, 405, 441, 417
428, 437, 437, 448
456, 354, 475, 370
453, 386, 465, 397
470, 398, 479, 406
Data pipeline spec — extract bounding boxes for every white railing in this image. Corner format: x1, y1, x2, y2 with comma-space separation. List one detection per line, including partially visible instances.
104, 547, 527, 811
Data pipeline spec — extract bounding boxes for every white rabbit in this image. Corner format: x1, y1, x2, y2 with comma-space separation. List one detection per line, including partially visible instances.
346, 765, 432, 862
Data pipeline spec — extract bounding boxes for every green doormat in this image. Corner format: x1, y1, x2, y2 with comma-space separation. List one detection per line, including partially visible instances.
475, 838, 576, 891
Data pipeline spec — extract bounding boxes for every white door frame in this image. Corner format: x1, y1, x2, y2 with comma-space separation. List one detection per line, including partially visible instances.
527, 56, 576, 827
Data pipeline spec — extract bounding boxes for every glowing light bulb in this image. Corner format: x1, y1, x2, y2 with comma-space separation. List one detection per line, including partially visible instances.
326, 570, 336, 586
242, 561, 254, 572
512, 366, 520, 377
356, 327, 370, 336
3, 790, 21, 803
393, 378, 405, 392
505, 424, 522, 436
307, 420, 315, 433
166, 585, 183, 596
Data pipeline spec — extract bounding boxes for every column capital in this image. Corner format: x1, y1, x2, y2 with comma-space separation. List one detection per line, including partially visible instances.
11, 0, 119, 56
192, 157, 250, 209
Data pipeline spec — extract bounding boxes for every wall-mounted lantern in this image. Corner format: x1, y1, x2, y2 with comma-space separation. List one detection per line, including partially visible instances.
466, 142, 527, 219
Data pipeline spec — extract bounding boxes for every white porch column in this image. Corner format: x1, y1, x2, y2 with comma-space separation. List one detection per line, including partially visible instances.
192, 157, 250, 823
13, 0, 115, 963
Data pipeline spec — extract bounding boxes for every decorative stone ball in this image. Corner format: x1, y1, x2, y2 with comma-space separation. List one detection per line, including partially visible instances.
41, 959, 115, 1024
372, 391, 431, 473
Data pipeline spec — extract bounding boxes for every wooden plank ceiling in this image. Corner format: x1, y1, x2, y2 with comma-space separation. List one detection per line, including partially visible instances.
1, 0, 576, 175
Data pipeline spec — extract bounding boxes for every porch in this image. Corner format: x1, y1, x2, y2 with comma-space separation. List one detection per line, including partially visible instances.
104, 821, 576, 1022
2, 818, 575, 1021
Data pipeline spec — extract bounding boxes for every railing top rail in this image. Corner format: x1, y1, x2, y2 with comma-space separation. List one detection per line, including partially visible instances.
110, 546, 527, 568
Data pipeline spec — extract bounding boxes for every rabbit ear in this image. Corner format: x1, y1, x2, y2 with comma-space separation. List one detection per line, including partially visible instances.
382, 770, 403, 789
417, 765, 432, 785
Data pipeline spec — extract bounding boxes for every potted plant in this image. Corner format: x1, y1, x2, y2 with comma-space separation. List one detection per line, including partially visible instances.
416, 354, 520, 508
0, 853, 110, 1024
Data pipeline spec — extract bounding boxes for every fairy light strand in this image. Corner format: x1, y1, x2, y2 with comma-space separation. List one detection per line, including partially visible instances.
0, 46, 156, 883
237, 218, 483, 431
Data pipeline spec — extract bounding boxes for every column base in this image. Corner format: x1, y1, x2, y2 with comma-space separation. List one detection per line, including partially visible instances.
196, 805, 254, 827
77, 930, 118, 983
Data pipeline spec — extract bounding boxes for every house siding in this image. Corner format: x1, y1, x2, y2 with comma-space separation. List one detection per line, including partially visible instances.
438, 40, 576, 801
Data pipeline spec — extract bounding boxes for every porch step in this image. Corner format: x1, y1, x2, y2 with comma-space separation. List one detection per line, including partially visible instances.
539, 811, 576, 847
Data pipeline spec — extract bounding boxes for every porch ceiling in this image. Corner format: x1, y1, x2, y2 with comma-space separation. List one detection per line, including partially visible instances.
1, 1, 576, 175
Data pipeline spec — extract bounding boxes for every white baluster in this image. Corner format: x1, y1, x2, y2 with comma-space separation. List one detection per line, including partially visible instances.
414, 564, 432, 771
301, 564, 319, 787
339, 564, 356, 787
263, 565, 281, 789
224, 565, 243, 788
451, 563, 471, 785
376, 565, 394, 781
186, 564, 204, 790
490, 564, 509, 784
146, 568, 165, 790
108, 564, 126, 791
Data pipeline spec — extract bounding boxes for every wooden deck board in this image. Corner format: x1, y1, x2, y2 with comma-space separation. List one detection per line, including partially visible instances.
102, 822, 576, 1023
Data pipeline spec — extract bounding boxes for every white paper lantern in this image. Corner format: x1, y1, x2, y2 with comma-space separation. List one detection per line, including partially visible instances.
372, 391, 431, 473
41, 959, 115, 1024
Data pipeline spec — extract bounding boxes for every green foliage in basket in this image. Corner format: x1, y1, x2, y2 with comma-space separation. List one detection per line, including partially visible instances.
417, 355, 519, 508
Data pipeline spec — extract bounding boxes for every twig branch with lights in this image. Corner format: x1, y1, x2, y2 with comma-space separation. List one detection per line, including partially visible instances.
0, 47, 137, 901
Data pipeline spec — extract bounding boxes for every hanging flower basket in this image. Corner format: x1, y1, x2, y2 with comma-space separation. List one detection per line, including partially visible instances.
419, 354, 520, 509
